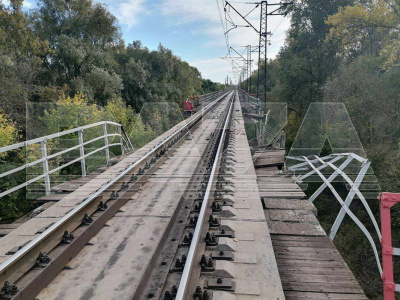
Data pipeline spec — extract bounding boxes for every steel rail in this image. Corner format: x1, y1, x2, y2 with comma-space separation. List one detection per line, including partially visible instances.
175, 92, 235, 299
0, 90, 231, 286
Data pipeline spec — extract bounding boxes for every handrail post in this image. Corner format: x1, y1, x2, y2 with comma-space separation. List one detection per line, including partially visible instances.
379, 193, 400, 300
78, 129, 86, 176
118, 125, 124, 154
103, 122, 110, 165
40, 140, 51, 195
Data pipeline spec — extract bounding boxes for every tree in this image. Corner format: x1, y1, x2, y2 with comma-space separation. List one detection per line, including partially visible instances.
324, 55, 400, 191
0, 0, 49, 128
326, 0, 399, 57
0, 109, 18, 156
278, 0, 354, 110
115, 42, 204, 112
31, 0, 123, 104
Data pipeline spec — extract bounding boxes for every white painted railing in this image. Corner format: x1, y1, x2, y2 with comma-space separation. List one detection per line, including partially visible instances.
0, 121, 133, 198
287, 153, 383, 276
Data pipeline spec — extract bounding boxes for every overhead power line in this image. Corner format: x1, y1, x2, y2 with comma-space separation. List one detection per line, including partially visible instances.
221, 0, 293, 101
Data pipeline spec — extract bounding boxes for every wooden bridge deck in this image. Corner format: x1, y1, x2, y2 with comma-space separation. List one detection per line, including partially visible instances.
255, 152, 367, 300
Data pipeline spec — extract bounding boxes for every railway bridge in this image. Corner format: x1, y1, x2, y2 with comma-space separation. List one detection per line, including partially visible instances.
0, 90, 397, 299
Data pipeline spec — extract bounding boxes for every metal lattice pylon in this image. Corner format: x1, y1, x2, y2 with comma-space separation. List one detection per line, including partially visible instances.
257, 1, 267, 101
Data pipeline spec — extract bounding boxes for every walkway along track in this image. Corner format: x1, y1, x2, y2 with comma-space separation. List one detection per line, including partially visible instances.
0, 91, 231, 299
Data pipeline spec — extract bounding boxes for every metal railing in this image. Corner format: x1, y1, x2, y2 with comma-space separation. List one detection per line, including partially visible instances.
0, 121, 133, 198
287, 154, 383, 277
241, 90, 261, 107
379, 192, 400, 299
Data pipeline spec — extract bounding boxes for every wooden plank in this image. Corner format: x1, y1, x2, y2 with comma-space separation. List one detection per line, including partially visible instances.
255, 167, 281, 175
280, 273, 358, 283
272, 240, 334, 248
267, 209, 319, 224
51, 182, 84, 192
258, 183, 301, 191
285, 291, 367, 299
257, 177, 294, 183
278, 265, 354, 276
275, 252, 343, 261
0, 224, 21, 230
268, 221, 326, 236
260, 191, 306, 199
282, 282, 364, 294
0, 223, 21, 236
271, 235, 329, 242
37, 193, 68, 202
276, 258, 346, 269
263, 199, 317, 213
0, 229, 13, 237
257, 176, 294, 182
259, 188, 302, 193
255, 164, 366, 299
254, 154, 285, 167
273, 245, 343, 257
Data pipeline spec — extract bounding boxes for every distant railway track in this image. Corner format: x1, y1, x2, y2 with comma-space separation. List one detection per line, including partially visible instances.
175, 90, 234, 299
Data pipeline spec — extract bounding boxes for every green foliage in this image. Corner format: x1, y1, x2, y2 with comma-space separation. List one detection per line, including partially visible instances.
0, 109, 18, 154
326, 0, 399, 56
242, 0, 399, 298
202, 79, 224, 94
42, 93, 108, 131
104, 97, 157, 148
324, 56, 400, 192
0, 0, 49, 127
0, 110, 26, 222
31, 0, 123, 105
380, 39, 400, 70
115, 42, 205, 112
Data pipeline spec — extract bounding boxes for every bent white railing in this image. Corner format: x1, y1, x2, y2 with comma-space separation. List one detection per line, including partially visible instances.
0, 121, 133, 198
287, 153, 383, 275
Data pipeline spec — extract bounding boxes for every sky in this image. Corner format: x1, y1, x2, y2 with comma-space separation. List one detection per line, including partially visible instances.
15, 0, 291, 83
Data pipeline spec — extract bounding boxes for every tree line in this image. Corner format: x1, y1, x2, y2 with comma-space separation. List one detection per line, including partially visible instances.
0, 0, 223, 138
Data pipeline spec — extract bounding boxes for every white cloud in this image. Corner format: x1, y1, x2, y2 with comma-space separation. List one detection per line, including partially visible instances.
114, 0, 147, 28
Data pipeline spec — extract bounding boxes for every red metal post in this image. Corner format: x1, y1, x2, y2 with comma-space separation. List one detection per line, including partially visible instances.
379, 192, 400, 300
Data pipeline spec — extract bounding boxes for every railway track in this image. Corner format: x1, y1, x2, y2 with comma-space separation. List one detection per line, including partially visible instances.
0, 91, 233, 299
0, 90, 369, 300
